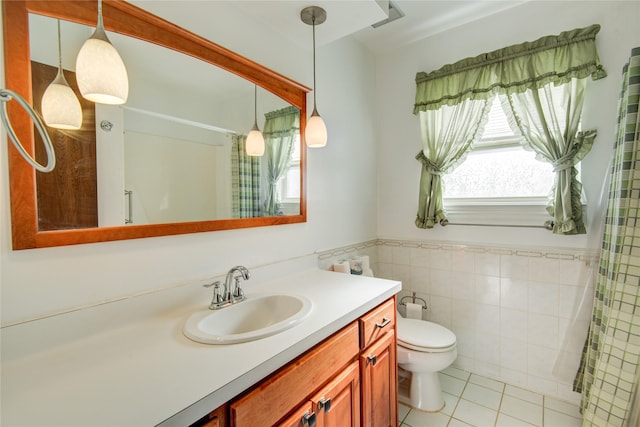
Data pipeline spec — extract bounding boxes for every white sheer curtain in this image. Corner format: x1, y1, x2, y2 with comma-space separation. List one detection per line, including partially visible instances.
415, 98, 492, 228
552, 157, 610, 384
501, 78, 595, 235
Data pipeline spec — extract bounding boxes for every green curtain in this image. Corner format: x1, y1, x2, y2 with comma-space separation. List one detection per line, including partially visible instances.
574, 47, 640, 427
500, 79, 595, 234
413, 24, 606, 230
231, 134, 262, 218
262, 106, 299, 216
415, 99, 492, 228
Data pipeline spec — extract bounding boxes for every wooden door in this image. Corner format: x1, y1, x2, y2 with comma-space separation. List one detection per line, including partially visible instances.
313, 361, 360, 427
360, 331, 397, 427
31, 61, 98, 230
278, 402, 315, 427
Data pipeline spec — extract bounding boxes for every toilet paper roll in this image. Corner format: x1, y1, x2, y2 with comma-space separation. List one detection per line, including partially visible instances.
405, 302, 423, 320
332, 261, 350, 274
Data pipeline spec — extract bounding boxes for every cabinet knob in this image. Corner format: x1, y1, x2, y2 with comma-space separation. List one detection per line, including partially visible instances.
301, 411, 316, 427
375, 317, 391, 329
367, 355, 378, 366
318, 397, 332, 413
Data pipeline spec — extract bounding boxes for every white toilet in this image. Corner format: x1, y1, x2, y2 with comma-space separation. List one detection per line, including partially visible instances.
396, 311, 457, 412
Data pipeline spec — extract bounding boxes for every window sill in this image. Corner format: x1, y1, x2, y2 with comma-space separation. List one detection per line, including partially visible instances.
443, 199, 553, 227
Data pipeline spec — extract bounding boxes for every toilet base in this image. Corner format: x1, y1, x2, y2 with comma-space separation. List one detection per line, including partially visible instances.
398, 371, 445, 412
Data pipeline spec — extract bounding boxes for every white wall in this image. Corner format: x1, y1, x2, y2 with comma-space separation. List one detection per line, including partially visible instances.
0, 2, 378, 325
372, 0, 639, 402
375, 0, 640, 249
377, 239, 591, 402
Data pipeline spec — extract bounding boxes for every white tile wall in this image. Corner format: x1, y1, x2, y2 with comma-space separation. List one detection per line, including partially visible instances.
376, 239, 595, 404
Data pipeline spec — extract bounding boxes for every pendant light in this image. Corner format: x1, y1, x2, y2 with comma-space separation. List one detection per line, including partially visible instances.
75, 0, 129, 105
246, 85, 265, 156
41, 20, 82, 130
301, 6, 328, 148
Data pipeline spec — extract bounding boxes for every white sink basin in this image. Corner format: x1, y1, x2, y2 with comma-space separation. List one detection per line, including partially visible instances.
183, 293, 313, 344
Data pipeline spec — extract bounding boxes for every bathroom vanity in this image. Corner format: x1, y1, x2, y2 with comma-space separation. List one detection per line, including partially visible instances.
0, 269, 400, 426
213, 297, 397, 427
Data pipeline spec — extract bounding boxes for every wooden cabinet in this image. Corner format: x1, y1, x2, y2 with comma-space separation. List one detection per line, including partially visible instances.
196, 297, 398, 427
279, 402, 315, 427
359, 298, 396, 349
279, 361, 360, 427
230, 323, 359, 427
359, 298, 397, 427
360, 331, 397, 427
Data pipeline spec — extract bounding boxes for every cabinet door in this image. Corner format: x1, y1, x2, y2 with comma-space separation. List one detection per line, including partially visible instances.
278, 402, 315, 427
313, 361, 360, 427
360, 331, 397, 427
231, 323, 359, 427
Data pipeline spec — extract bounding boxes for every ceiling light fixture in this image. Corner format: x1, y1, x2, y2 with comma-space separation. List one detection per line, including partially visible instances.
246, 85, 265, 156
300, 6, 328, 148
42, 20, 83, 130
75, 0, 129, 105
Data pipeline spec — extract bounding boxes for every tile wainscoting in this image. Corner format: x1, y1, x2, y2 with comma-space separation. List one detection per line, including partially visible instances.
317, 239, 596, 405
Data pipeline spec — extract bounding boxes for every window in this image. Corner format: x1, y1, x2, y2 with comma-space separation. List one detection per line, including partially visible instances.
444, 97, 555, 203
277, 134, 301, 214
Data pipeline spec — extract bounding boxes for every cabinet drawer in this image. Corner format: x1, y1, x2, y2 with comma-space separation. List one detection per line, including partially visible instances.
230, 322, 359, 427
359, 298, 396, 350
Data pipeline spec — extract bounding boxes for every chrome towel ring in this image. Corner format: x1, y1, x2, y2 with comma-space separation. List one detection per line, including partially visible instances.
0, 89, 56, 172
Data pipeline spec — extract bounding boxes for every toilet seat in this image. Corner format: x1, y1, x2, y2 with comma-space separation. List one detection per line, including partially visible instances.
397, 317, 456, 353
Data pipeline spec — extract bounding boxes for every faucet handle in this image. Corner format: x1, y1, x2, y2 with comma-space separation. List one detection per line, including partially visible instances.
204, 280, 224, 305
233, 276, 245, 299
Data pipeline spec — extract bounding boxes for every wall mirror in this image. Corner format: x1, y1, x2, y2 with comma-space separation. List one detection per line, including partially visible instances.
3, 0, 309, 249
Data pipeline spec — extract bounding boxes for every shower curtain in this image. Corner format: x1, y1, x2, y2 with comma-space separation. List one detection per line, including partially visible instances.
231, 135, 262, 218
574, 47, 640, 427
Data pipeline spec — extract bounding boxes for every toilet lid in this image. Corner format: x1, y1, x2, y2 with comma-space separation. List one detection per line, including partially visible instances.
397, 318, 456, 349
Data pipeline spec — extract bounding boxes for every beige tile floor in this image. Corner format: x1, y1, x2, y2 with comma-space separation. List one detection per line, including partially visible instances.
398, 367, 582, 427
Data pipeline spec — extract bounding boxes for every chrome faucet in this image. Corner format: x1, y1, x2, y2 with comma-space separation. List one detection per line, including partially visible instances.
204, 265, 250, 310
224, 265, 250, 304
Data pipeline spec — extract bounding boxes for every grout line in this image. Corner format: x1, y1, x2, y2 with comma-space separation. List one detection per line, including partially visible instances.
401, 370, 580, 427
495, 382, 506, 427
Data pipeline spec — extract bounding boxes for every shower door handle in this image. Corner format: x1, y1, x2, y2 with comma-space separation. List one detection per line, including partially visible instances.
124, 190, 133, 224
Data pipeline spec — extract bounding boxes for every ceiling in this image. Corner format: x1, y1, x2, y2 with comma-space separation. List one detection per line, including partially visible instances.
130, 1, 529, 54
227, 0, 529, 54
351, 0, 529, 54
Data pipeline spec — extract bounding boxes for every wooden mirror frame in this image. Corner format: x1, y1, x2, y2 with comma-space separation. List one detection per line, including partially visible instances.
3, 0, 309, 250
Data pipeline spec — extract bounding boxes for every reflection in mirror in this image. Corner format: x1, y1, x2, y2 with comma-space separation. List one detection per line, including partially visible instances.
29, 13, 300, 230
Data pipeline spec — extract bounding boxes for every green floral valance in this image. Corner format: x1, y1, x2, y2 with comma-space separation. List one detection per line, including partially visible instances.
263, 106, 300, 138
414, 24, 607, 113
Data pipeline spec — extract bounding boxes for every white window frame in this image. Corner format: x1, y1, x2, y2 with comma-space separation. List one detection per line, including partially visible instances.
443, 98, 555, 226
277, 135, 301, 215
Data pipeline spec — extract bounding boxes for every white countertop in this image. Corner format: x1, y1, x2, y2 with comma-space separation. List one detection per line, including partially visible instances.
0, 269, 400, 426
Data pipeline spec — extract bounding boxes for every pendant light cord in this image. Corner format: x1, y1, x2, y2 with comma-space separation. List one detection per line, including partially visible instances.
56, 20, 63, 72
97, 0, 104, 30
253, 85, 259, 128
312, 15, 317, 111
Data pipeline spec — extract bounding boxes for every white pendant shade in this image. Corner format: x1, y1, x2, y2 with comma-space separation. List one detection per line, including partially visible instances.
305, 112, 327, 148
246, 127, 265, 156
301, 7, 328, 149
76, 27, 129, 105
42, 73, 83, 130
